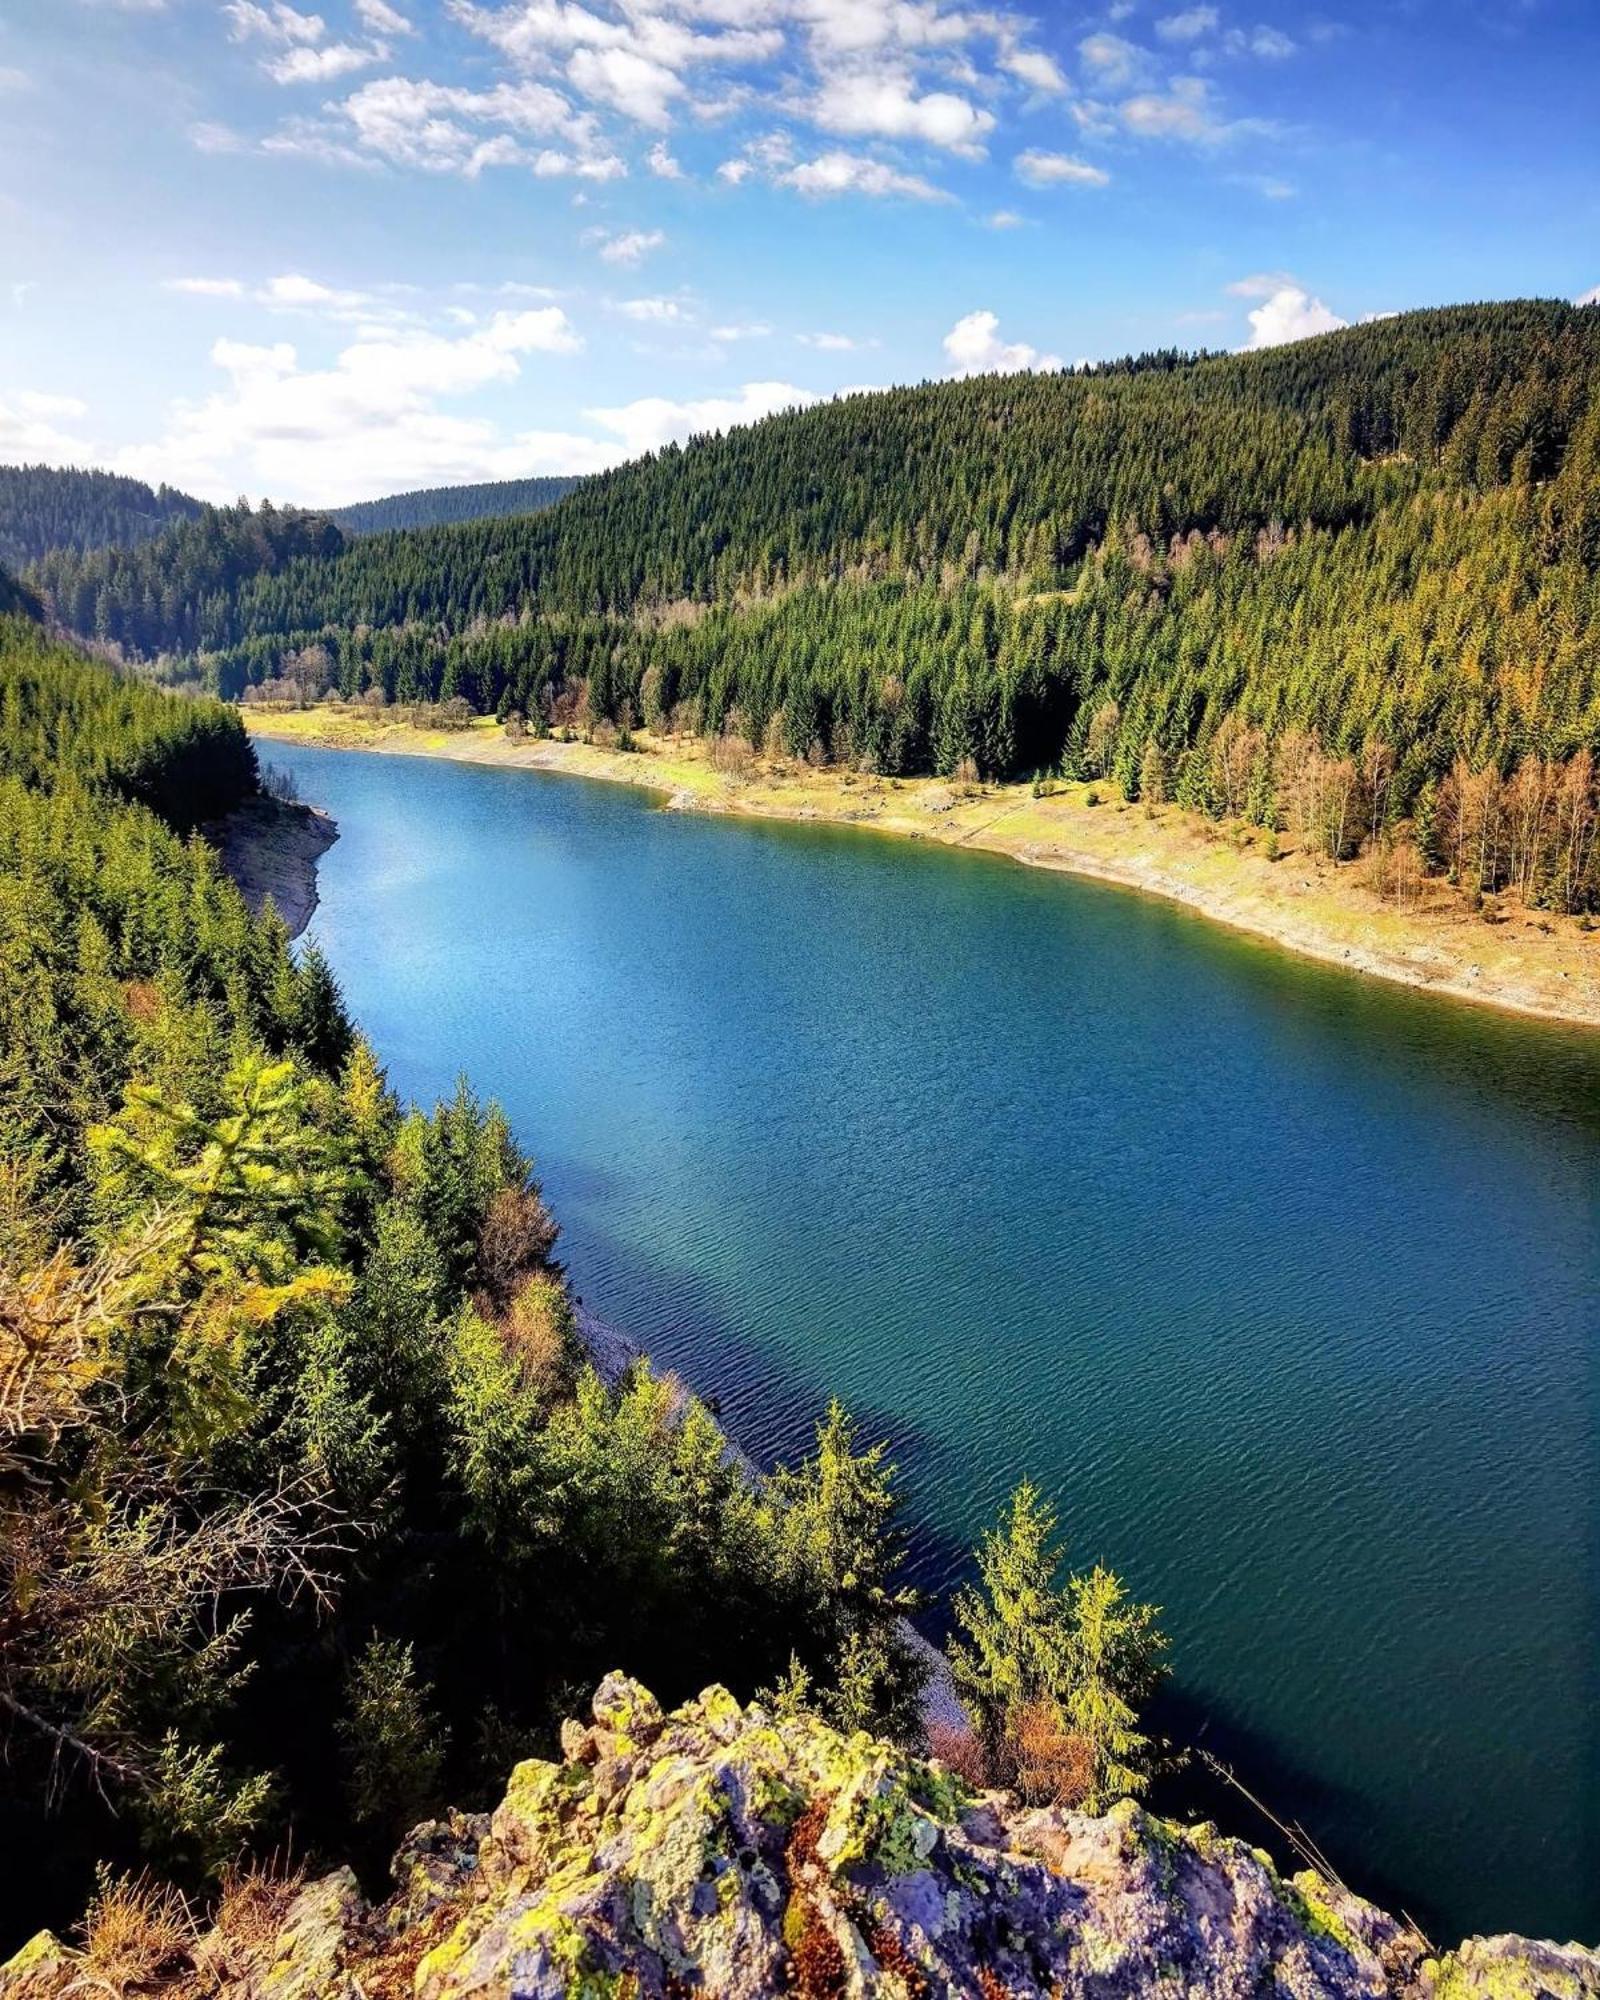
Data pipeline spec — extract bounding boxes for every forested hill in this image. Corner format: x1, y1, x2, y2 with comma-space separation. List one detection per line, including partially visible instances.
325, 472, 581, 537
23, 300, 1600, 852
0, 463, 203, 568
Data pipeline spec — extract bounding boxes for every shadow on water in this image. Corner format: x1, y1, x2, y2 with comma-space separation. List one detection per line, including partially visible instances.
558, 1219, 1447, 1935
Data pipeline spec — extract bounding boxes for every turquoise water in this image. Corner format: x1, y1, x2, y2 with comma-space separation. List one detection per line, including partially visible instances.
279, 743, 1599, 1946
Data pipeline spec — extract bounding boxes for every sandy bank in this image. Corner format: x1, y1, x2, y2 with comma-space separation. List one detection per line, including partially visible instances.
244, 710, 1600, 1030
205, 794, 339, 940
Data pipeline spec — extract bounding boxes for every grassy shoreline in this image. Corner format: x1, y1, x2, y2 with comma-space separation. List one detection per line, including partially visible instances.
245, 707, 1600, 1031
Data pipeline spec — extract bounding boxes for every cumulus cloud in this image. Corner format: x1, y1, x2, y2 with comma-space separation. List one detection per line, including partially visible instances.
647, 138, 684, 177
1238, 282, 1347, 348
779, 149, 947, 200
1000, 47, 1068, 93
942, 309, 1061, 377
108, 308, 584, 503
224, 1, 323, 44
1576, 284, 1600, 308
326, 74, 623, 178
267, 41, 384, 83
1015, 149, 1110, 188
0, 392, 96, 464
225, 0, 389, 86
583, 379, 815, 458
354, 0, 412, 30
813, 68, 995, 155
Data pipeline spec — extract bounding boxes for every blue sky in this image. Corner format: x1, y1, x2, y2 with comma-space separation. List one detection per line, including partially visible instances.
1, 0, 1597, 504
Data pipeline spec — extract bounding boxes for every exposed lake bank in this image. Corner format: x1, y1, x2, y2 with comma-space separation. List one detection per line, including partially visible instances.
205, 792, 338, 939
244, 708, 1600, 1030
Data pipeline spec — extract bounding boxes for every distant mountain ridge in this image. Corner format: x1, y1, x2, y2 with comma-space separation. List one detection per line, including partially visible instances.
324, 473, 582, 537
0, 465, 582, 569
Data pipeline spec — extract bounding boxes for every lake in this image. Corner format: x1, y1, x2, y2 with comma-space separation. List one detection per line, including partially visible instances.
275, 741, 1599, 1947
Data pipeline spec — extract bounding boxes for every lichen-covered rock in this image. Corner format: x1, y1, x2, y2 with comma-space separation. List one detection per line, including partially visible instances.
6, 1677, 1596, 1999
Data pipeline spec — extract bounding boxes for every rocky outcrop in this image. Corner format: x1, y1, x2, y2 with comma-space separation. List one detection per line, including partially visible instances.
7, 1676, 1597, 1999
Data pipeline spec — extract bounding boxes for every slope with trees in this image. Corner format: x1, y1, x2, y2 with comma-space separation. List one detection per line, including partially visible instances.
0, 465, 202, 569
325, 473, 581, 537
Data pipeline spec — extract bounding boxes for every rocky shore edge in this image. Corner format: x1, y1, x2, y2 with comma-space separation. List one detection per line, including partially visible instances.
6, 1674, 1595, 1999
205, 795, 338, 940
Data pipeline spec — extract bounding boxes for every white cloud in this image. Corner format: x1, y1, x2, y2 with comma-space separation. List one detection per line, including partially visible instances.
710, 320, 773, 340
586, 225, 666, 263
1121, 75, 1268, 143
779, 149, 946, 200
0, 66, 32, 91
985, 208, 1023, 228
1000, 47, 1067, 93
1015, 148, 1110, 188
1241, 283, 1346, 348
647, 138, 684, 177
942, 309, 1061, 376
0, 391, 97, 464
328, 74, 623, 178
1224, 24, 1296, 57
1078, 32, 1145, 87
107, 307, 584, 503
224, 1, 324, 44
1575, 285, 1600, 308
716, 157, 752, 183
568, 44, 683, 126
618, 295, 692, 321
354, 0, 413, 30
267, 40, 384, 82
797, 330, 874, 350
583, 379, 815, 458
813, 68, 995, 155
1156, 6, 1218, 40
165, 271, 413, 326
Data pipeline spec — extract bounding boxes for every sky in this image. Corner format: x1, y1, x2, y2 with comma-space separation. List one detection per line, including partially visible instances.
1, 0, 1597, 506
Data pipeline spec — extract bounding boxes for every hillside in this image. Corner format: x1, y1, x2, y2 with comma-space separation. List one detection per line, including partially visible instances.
22, 304, 1600, 917
326, 473, 582, 538
0, 464, 202, 568
7, 1675, 1596, 2000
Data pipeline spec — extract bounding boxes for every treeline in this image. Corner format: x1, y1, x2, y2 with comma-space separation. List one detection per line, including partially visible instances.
29, 300, 1600, 649
0, 464, 202, 569
27, 502, 344, 659
327, 473, 581, 538
4, 618, 1170, 1944
0, 613, 255, 828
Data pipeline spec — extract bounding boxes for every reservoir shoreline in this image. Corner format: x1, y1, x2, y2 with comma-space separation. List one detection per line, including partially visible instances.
244, 710, 1600, 1031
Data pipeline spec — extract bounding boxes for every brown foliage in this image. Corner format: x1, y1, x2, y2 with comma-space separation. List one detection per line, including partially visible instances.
474, 1182, 560, 1316
76, 1871, 197, 1996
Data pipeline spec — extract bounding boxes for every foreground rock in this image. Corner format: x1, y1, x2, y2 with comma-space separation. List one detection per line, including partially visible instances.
7, 1677, 1597, 1998
205, 795, 338, 940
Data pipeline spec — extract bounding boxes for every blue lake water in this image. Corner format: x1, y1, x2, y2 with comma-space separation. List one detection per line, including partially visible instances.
277, 742, 1599, 1946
